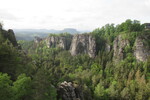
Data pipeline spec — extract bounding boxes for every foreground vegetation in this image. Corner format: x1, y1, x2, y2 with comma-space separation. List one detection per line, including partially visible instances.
0, 19, 150, 100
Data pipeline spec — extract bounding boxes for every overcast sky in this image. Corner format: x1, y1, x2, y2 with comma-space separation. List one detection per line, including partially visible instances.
0, 0, 150, 31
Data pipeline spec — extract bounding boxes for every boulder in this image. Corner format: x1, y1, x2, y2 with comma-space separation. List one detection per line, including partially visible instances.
57, 81, 82, 100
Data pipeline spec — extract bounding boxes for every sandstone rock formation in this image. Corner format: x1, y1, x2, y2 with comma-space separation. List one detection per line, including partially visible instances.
70, 34, 96, 58
57, 81, 83, 100
45, 36, 72, 50
8, 29, 18, 47
113, 35, 129, 61
0, 29, 18, 47
134, 34, 150, 62
34, 36, 43, 43
33, 34, 96, 58
105, 43, 111, 52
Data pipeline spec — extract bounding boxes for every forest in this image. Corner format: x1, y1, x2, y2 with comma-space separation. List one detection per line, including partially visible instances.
0, 19, 150, 100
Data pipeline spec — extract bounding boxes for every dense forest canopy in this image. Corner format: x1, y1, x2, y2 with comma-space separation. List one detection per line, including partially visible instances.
0, 19, 150, 100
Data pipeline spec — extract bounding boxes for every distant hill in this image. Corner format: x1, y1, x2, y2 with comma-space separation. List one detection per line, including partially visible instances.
13, 28, 89, 41
60, 28, 79, 34
14, 28, 80, 34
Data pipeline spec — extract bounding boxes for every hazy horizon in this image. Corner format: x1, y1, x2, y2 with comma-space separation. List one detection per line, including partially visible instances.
0, 0, 150, 31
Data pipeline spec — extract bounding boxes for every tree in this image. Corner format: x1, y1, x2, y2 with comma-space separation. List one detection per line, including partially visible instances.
13, 74, 32, 100
33, 68, 57, 100
0, 73, 13, 100
94, 83, 106, 100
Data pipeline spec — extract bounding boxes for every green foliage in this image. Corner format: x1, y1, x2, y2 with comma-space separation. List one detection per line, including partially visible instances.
0, 22, 3, 29
18, 40, 34, 51
0, 73, 33, 100
0, 73, 13, 100
91, 19, 144, 53
0, 40, 34, 79
0, 31, 4, 43
116, 19, 144, 32
13, 74, 32, 100
94, 83, 108, 100
0, 19, 149, 100
91, 24, 116, 53
33, 68, 57, 100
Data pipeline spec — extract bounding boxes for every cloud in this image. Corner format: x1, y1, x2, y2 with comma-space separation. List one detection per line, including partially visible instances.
0, 0, 150, 30
145, 0, 150, 7
0, 9, 18, 21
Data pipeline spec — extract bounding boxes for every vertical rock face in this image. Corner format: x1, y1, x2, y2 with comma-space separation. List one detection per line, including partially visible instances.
134, 34, 150, 62
34, 36, 43, 43
70, 34, 96, 58
8, 29, 18, 47
57, 81, 83, 100
34, 34, 96, 58
0, 29, 18, 47
105, 43, 111, 52
113, 35, 129, 61
45, 36, 69, 50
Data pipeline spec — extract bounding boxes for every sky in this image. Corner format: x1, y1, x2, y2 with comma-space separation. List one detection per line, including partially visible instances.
0, 0, 150, 31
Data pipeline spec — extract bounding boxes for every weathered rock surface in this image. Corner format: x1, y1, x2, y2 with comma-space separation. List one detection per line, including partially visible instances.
105, 43, 111, 52
70, 34, 96, 58
33, 34, 96, 58
113, 35, 129, 61
134, 34, 150, 61
57, 81, 83, 100
34, 36, 43, 43
45, 36, 72, 50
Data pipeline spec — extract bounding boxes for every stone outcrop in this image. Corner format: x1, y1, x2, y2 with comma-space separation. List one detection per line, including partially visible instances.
0, 23, 2, 30
70, 34, 96, 58
0, 29, 18, 47
134, 34, 150, 62
8, 29, 18, 47
33, 32, 150, 61
42, 34, 96, 58
45, 36, 72, 50
34, 36, 43, 43
113, 35, 129, 61
57, 81, 83, 100
105, 43, 111, 52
